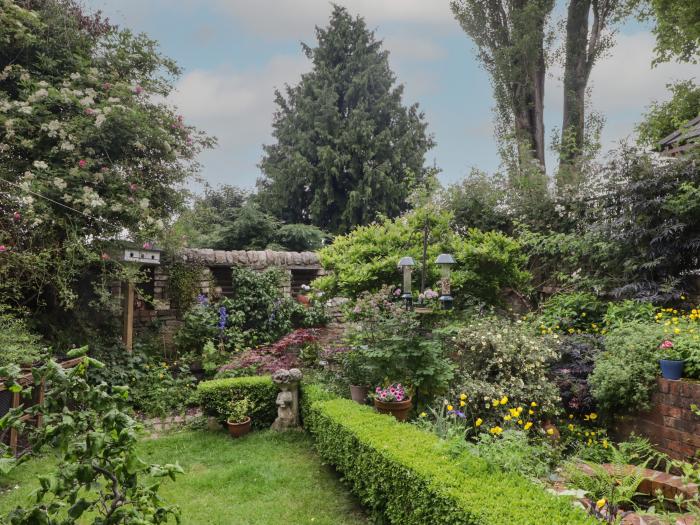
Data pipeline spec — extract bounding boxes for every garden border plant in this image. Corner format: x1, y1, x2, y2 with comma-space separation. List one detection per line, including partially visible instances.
196, 375, 277, 429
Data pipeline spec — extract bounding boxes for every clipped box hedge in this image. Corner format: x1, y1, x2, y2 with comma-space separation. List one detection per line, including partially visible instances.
302, 388, 594, 525
196, 376, 277, 429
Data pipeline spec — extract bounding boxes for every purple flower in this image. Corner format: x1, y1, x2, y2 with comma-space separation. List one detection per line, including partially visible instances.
197, 294, 209, 306
393, 288, 402, 296
218, 306, 228, 330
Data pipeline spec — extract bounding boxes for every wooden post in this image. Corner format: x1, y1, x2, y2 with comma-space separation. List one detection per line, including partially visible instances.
122, 281, 134, 352
9, 391, 19, 455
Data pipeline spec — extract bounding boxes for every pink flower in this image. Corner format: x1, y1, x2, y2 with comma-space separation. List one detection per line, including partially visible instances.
0, 245, 6, 252
142, 242, 153, 249
660, 340, 674, 349
12, 211, 20, 222
78, 159, 87, 168
393, 288, 401, 296
102, 82, 112, 91
132, 85, 144, 95
129, 183, 137, 192
84, 108, 95, 116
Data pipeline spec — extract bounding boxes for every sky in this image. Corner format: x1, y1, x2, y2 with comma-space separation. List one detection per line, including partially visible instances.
85, 0, 699, 192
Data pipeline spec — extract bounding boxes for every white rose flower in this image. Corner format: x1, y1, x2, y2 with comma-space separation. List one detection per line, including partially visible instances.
33, 160, 48, 170
53, 177, 67, 190
60, 141, 75, 151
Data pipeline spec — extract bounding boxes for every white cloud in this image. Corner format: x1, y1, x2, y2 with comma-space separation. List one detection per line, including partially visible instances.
168, 55, 309, 188
544, 31, 698, 162
207, 0, 455, 39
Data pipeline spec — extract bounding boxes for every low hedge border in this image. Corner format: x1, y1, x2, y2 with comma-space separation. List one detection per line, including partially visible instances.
196, 376, 277, 429
301, 385, 594, 525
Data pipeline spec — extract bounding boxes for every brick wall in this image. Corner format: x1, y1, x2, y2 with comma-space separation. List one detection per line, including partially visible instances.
615, 378, 700, 460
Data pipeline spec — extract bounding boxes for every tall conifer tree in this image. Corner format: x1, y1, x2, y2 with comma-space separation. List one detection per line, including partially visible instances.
256, 5, 435, 233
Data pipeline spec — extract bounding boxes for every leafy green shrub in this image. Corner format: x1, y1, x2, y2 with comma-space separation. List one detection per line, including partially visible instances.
302, 395, 593, 524
87, 339, 196, 418
535, 292, 606, 335
196, 376, 277, 429
589, 322, 665, 414
603, 300, 655, 329
449, 316, 562, 416
316, 207, 529, 305
346, 288, 454, 404
1, 351, 183, 523
0, 308, 45, 367
455, 430, 557, 480
175, 266, 310, 357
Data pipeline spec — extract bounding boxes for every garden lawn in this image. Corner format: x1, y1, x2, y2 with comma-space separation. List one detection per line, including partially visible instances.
0, 430, 367, 525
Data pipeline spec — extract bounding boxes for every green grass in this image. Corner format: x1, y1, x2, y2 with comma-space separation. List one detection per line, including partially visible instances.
0, 430, 367, 525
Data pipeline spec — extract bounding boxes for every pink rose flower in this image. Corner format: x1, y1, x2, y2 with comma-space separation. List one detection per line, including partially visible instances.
0, 245, 6, 252
13, 211, 20, 221
660, 340, 674, 349
78, 159, 87, 168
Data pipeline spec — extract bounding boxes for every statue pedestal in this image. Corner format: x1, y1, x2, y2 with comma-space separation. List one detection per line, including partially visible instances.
271, 368, 302, 431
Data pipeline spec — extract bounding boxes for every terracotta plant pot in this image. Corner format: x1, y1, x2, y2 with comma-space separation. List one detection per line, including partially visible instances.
373, 397, 412, 422
350, 385, 369, 404
226, 417, 252, 438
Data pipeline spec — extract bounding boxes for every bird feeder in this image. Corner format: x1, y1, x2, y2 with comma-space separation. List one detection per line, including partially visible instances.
435, 253, 456, 309
397, 256, 415, 309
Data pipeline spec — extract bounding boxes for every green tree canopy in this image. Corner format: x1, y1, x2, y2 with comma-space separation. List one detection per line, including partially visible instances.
256, 5, 435, 234
636, 79, 700, 149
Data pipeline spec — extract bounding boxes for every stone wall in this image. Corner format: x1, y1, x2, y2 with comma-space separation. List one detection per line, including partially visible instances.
615, 378, 700, 460
128, 248, 324, 346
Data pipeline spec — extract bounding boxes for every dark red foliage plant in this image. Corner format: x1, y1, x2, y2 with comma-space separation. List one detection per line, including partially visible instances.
218, 328, 319, 376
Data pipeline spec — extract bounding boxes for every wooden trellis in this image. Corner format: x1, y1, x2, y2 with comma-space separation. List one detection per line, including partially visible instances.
0, 357, 83, 455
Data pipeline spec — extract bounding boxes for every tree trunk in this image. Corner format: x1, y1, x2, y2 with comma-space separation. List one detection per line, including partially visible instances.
559, 0, 592, 179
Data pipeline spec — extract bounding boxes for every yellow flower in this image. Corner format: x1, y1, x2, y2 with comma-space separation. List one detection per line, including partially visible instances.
568, 424, 574, 431
475, 418, 483, 427
489, 426, 503, 435
596, 499, 606, 509
674, 328, 681, 334
528, 410, 535, 415
460, 400, 466, 407
509, 408, 519, 417
492, 399, 499, 407
546, 428, 554, 435
517, 419, 523, 425
460, 393, 467, 400
602, 439, 609, 448
419, 412, 427, 418
568, 414, 574, 419
447, 405, 453, 411
500, 396, 508, 405
530, 402, 537, 407
503, 415, 512, 421
589, 412, 598, 420
524, 422, 533, 430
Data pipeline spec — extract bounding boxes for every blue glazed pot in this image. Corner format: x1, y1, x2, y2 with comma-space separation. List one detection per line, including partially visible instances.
659, 359, 684, 381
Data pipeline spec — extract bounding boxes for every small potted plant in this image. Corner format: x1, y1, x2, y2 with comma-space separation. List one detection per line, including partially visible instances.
341, 350, 373, 404
372, 383, 412, 421
225, 398, 252, 438
659, 340, 685, 380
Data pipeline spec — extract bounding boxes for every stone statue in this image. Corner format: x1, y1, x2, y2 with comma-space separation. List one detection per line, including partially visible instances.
271, 368, 302, 431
